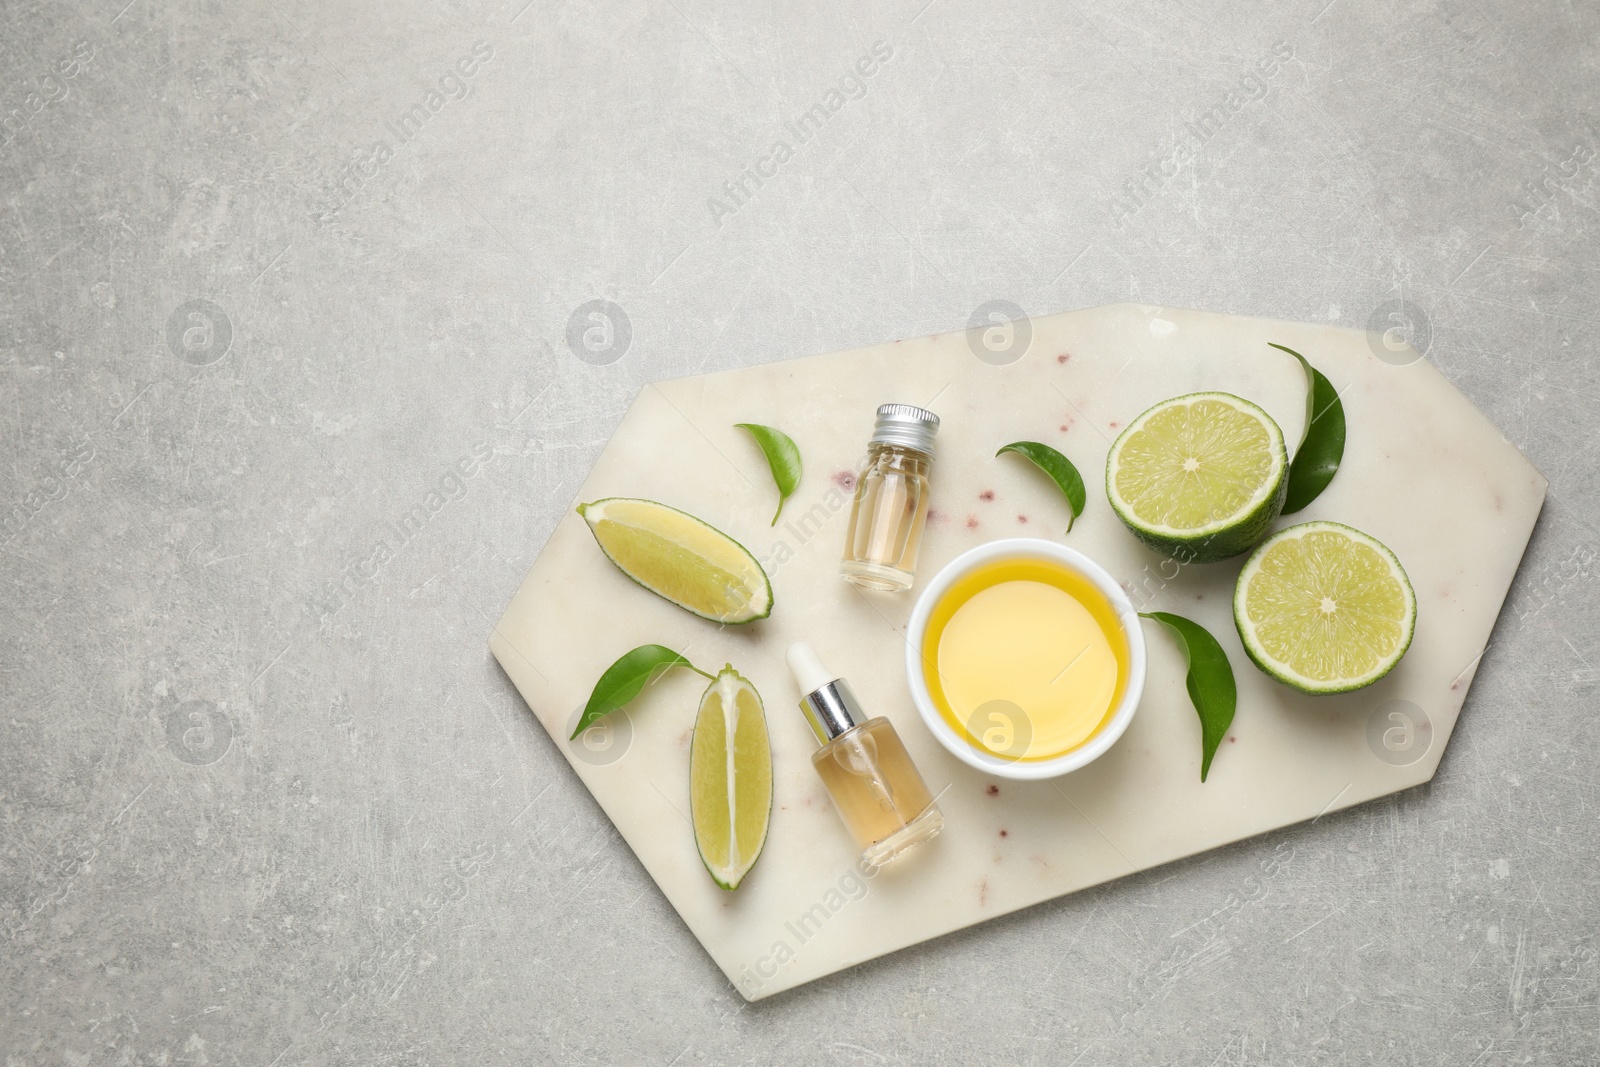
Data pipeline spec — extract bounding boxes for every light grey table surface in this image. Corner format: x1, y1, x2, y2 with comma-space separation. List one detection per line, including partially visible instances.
3, 0, 1597, 1063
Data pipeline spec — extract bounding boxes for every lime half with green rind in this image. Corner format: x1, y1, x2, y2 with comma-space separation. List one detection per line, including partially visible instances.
1106, 391, 1289, 564
1233, 521, 1417, 694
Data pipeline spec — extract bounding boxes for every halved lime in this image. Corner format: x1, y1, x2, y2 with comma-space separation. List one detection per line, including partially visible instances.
690, 666, 773, 890
1233, 521, 1416, 694
576, 497, 773, 623
1106, 392, 1288, 564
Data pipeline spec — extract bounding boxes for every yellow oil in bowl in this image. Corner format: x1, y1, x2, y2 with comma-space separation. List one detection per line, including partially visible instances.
919, 557, 1130, 762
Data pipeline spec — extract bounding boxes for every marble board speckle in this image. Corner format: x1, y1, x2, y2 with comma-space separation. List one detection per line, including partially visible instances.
489, 303, 1545, 1000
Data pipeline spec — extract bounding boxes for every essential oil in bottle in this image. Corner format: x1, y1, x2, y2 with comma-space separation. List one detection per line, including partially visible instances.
841, 403, 939, 592
787, 642, 943, 870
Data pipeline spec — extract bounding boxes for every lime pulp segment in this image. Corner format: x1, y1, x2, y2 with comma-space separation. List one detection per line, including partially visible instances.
577, 497, 773, 623
689, 666, 773, 890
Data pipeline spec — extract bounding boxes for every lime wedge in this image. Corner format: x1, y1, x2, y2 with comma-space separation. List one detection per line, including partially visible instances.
690, 666, 773, 890
1106, 392, 1288, 563
576, 497, 773, 623
1233, 521, 1416, 694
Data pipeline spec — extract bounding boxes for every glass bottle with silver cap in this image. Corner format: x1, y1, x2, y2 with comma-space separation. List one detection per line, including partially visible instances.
841, 403, 939, 591
787, 641, 944, 870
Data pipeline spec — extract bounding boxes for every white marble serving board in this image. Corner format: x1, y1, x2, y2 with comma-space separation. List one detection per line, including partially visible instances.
489, 303, 1545, 1000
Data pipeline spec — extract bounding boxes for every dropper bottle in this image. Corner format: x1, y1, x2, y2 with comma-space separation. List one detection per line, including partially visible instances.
787, 642, 944, 870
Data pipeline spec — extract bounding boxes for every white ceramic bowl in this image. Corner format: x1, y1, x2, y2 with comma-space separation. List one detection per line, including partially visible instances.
904, 538, 1147, 780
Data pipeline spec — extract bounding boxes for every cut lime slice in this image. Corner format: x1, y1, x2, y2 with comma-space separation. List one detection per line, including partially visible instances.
576, 497, 773, 623
690, 666, 773, 890
1233, 521, 1417, 694
1106, 392, 1288, 564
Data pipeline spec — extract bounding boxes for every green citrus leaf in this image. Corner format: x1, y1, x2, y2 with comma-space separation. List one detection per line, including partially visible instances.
1140, 612, 1237, 782
996, 441, 1087, 533
1270, 343, 1346, 515
570, 644, 712, 740
735, 423, 802, 526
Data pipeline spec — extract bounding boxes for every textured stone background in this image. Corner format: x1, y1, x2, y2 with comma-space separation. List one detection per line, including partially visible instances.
3, 0, 1597, 1063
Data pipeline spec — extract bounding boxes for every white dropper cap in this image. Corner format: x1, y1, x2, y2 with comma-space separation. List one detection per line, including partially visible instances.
786, 642, 836, 695
787, 642, 863, 744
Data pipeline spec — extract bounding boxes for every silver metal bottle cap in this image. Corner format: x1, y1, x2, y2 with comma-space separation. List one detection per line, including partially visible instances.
868, 403, 939, 455
799, 678, 867, 745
